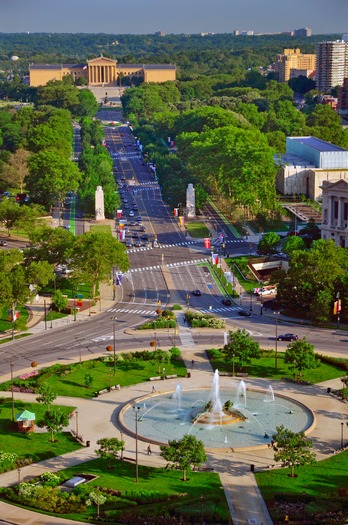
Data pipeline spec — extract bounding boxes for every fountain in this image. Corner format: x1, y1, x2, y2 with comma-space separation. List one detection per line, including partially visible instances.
172, 383, 183, 410
121, 376, 314, 450
264, 385, 275, 403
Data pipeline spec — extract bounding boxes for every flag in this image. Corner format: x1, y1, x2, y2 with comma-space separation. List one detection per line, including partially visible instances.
117, 209, 122, 219
116, 273, 123, 285
119, 230, 125, 240
333, 300, 342, 315
212, 253, 219, 265
174, 208, 179, 217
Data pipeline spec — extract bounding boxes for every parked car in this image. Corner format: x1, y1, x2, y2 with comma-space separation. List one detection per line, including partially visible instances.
238, 309, 251, 317
141, 233, 149, 241
222, 298, 232, 306
136, 216, 142, 222
139, 225, 146, 232
129, 210, 135, 217
0, 240, 7, 246
277, 333, 298, 341
192, 289, 201, 297
125, 239, 132, 248
134, 239, 142, 247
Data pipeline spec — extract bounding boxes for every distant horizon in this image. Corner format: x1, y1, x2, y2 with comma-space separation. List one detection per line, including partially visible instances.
0, 30, 344, 37
1, 0, 347, 35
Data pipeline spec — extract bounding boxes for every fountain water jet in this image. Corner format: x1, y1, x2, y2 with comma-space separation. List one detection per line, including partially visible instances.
235, 380, 247, 408
173, 383, 183, 410
264, 385, 275, 403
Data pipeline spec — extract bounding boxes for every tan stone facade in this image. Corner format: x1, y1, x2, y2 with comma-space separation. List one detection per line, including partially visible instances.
29, 57, 176, 87
274, 48, 316, 83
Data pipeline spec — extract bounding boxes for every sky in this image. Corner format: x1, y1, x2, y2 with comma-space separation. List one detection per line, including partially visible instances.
0, 0, 347, 35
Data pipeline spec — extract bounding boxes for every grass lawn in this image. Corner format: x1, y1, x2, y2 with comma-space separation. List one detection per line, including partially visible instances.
255, 450, 348, 523
0, 306, 29, 333
208, 350, 347, 384
1, 357, 188, 399
186, 222, 210, 238
58, 458, 230, 523
0, 399, 80, 463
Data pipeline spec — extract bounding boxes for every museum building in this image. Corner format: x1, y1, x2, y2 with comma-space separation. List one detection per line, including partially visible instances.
29, 56, 176, 87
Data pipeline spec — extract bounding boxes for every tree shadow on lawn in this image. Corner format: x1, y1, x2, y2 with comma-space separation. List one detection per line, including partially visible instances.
247, 365, 288, 378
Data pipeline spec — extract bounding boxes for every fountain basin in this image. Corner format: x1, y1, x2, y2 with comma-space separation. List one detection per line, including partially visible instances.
119, 386, 315, 451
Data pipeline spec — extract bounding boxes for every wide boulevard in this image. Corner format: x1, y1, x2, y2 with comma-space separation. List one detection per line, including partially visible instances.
0, 109, 347, 378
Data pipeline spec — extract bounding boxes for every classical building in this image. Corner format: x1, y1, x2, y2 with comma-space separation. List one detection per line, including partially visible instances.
321, 179, 348, 247
274, 48, 316, 82
29, 56, 176, 87
276, 136, 348, 200
316, 40, 348, 92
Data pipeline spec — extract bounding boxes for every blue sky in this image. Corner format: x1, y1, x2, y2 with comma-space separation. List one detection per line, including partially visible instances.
0, 0, 347, 34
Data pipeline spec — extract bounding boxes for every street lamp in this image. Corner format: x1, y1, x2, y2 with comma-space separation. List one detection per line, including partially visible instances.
249, 291, 253, 312
260, 282, 264, 316
18, 468, 21, 495
232, 353, 235, 377
112, 317, 117, 376
274, 311, 280, 370
10, 362, 15, 423
44, 300, 47, 330
120, 431, 124, 460
75, 409, 79, 437
341, 422, 344, 449
133, 405, 141, 482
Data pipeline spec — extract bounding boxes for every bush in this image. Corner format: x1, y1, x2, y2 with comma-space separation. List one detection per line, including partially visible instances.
172, 304, 182, 310
317, 354, 348, 372
207, 348, 223, 359
169, 347, 181, 359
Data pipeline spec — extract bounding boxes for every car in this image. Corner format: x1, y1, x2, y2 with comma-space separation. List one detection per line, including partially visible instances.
125, 239, 132, 248
130, 220, 136, 226
141, 233, 149, 241
129, 210, 135, 217
136, 216, 142, 222
277, 333, 298, 341
132, 204, 138, 210
0, 240, 7, 246
124, 203, 130, 209
132, 232, 139, 239
238, 309, 251, 317
192, 290, 201, 297
134, 239, 142, 247
139, 225, 146, 232
222, 299, 232, 306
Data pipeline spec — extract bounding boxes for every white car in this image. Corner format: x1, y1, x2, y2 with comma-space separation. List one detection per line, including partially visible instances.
129, 210, 135, 217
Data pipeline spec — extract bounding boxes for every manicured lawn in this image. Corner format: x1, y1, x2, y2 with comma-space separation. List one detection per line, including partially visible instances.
90, 224, 112, 233
208, 350, 347, 384
0, 306, 29, 332
186, 222, 210, 238
255, 451, 348, 523
0, 399, 80, 462
58, 458, 230, 523
1, 356, 188, 399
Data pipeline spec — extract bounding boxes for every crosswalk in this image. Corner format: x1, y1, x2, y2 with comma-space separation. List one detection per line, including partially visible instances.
126, 239, 244, 254
107, 307, 157, 316
128, 258, 209, 272
199, 306, 241, 314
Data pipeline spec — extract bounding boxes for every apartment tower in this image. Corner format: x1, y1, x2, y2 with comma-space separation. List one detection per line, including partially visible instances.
316, 40, 348, 92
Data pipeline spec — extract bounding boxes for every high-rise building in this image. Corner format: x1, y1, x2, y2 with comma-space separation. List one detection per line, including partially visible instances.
316, 40, 348, 92
338, 77, 348, 115
294, 27, 312, 38
274, 48, 316, 83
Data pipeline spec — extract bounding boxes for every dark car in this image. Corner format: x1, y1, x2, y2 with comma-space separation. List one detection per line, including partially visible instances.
192, 289, 201, 297
141, 233, 149, 241
139, 225, 146, 232
222, 299, 232, 306
238, 309, 251, 317
277, 333, 298, 341
0, 240, 7, 246
136, 216, 142, 222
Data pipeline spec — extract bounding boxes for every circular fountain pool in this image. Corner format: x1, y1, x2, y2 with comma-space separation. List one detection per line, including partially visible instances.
121, 380, 314, 450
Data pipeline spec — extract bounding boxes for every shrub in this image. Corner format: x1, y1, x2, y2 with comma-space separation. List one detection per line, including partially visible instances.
207, 348, 223, 359
172, 304, 182, 310
169, 347, 181, 359
317, 354, 348, 372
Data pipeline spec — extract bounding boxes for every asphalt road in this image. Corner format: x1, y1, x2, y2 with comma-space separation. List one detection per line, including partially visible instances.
0, 108, 346, 377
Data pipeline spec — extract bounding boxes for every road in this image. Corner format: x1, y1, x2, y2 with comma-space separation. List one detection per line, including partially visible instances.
0, 108, 346, 378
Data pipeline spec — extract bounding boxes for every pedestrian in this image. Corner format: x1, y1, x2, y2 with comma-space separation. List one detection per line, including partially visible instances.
191, 359, 195, 367
183, 315, 186, 323
147, 444, 152, 455
152, 385, 157, 393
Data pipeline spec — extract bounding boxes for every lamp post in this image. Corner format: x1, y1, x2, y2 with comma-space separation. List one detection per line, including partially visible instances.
10, 362, 15, 423
112, 317, 117, 376
249, 291, 253, 312
75, 410, 79, 437
232, 353, 235, 377
200, 494, 204, 525
341, 422, 344, 449
336, 292, 341, 329
44, 300, 47, 330
133, 405, 141, 482
18, 468, 21, 495
50, 303, 53, 328
120, 431, 124, 460
274, 311, 280, 370
260, 282, 263, 316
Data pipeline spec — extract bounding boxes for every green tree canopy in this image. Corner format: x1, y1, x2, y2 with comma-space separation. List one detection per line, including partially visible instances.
160, 434, 207, 481
284, 338, 320, 379
272, 424, 316, 478
223, 328, 261, 370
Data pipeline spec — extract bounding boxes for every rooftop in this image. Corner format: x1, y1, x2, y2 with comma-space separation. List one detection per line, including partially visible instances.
289, 136, 347, 153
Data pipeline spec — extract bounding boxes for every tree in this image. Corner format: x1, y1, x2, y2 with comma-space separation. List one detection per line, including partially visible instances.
72, 231, 129, 297
84, 373, 94, 389
52, 290, 68, 312
36, 384, 57, 411
282, 235, 306, 255
26, 150, 81, 207
272, 425, 316, 477
87, 490, 107, 519
257, 232, 281, 255
223, 328, 261, 370
37, 408, 69, 442
77, 89, 99, 118
160, 434, 207, 481
284, 338, 320, 380
96, 437, 125, 468
2, 148, 30, 192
